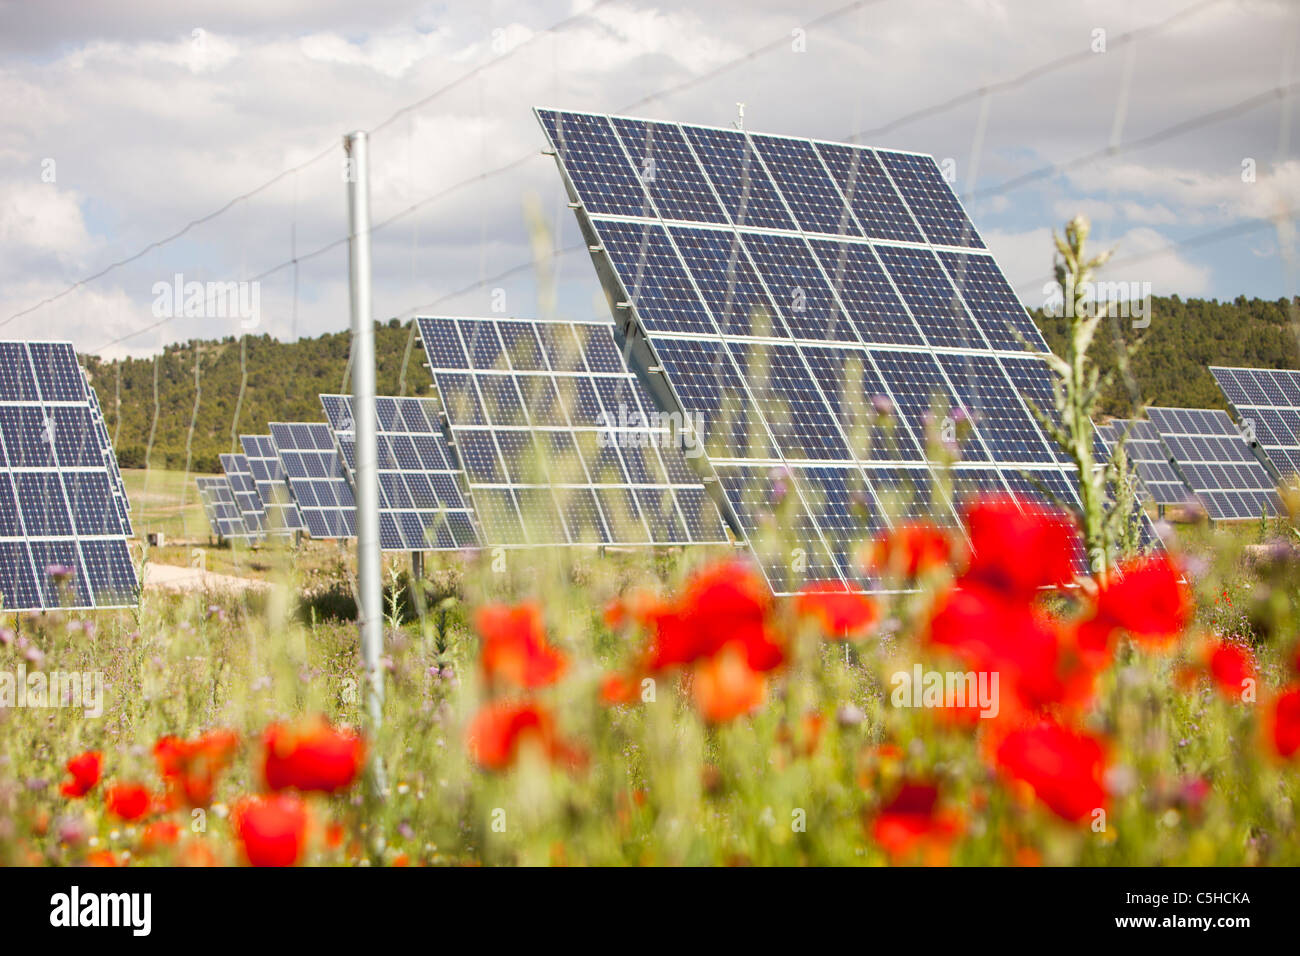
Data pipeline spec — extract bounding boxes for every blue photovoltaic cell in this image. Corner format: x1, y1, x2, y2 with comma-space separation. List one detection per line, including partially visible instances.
651, 336, 776, 460
240, 434, 306, 534
538, 111, 1089, 592
814, 143, 923, 243
799, 346, 924, 462
874, 245, 987, 349
741, 233, 857, 341
610, 117, 726, 224
1209, 366, 1300, 484
939, 353, 1055, 463
268, 422, 356, 540
727, 342, 849, 460
538, 109, 650, 218
593, 220, 716, 335
419, 316, 729, 547
681, 124, 795, 230
806, 239, 923, 346
1145, 406, 1281, 520
320, 394, 479, 551
939, 251, 1049, 353
668, 226, 790, 338
197, 475, 251, 539
750, 134, 860, 236
1097, 419, 1189, 505
220, 453, 266, 534
878, 150, 985, 249
0, 341, 138, 610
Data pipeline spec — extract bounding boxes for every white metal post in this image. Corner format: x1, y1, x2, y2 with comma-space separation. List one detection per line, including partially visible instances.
345, 130, 385, 792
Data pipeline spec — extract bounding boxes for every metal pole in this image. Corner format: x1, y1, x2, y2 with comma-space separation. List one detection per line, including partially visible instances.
345, 130, 385, 794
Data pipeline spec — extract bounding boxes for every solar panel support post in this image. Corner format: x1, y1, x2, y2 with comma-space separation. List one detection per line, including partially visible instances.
344, 130, 386, 802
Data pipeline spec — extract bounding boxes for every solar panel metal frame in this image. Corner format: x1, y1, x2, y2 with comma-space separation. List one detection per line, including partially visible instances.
319, 394, 482, 552
1144, 406, 1281, 520
1208, 365, 1300, 485
267, 421, 357, 540
417, 315, 732, 549
537, 108, 1082, 592
239, 433, 306, 536
0, 340, 138, 610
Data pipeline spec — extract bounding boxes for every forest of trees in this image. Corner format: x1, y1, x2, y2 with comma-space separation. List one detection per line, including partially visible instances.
80, 297, 1300, 473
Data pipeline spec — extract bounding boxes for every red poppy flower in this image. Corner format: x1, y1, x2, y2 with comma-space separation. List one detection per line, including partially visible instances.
466, 700, 582, 771
154, 729, 240, 807
476, 602, 568, 689
1089, 552, 1192, 650
871, 780, 962, 863
794, 580, 879, 639
692, 644, 767, 723
139, 820, 180, 852
1269, 687, 1300, 758
640, 560, 784, 672
961, 495, 1080, 598
1207, 640, 1254, 701
598, 672, 641, 706
232, 794, 309, 867
59, 751, 102, 798
105, 782, 152, 822
928, 584, 1098, 717
86, 850, 121, 867
868, 523, 955, 577
262, 718, 364, 794
994, 722, 1108, 823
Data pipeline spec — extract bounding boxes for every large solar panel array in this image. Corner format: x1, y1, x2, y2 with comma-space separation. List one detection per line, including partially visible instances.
1145, 407, 1280, 520
240, 434, 306, 535
1209, 365, 1300, 482
196, 475, 248, 539
537, 108, 1079, 591
0, 341, 138, 609
268, 422, 356, 539
418, 315, 731, 547
219, 453, 266, 536
320, 394, 481, 551
1097, 419, 1190, 505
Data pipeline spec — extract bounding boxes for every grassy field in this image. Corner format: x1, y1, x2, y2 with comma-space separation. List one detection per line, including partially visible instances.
123, 468, 211, 543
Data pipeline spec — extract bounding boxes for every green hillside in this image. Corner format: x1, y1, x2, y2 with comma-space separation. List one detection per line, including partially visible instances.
1032, 295, 1300, 416
79, 296, 1300, 473
81, 321, 423, 473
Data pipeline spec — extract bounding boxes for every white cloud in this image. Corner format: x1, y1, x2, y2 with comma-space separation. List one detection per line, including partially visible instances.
988, 224, 1212, 302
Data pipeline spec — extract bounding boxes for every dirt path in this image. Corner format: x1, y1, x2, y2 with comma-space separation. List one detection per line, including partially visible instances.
143, 563, 270, 595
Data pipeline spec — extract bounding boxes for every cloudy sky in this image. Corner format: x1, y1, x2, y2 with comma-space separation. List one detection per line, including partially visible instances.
0, 0, 1296, 358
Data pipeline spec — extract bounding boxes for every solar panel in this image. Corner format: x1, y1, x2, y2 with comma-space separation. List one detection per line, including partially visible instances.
79, 368, 132, 534
0, 341, 138, 609
417, 316, 731, 548
538, 109, 1078, 592
239, 434, 306, 535
1209, 365, 1300, 483
1098, 419, 1190, 505
1145, 407, 1281, 520
218, 453, 266, 536
196, 475, 250, 539
319, 394, 480, 551
267, 422, 356, 540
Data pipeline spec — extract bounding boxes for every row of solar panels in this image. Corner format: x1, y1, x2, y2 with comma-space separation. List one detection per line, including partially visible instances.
202, 313, 1097, 594
199, 108, 1163, 594
1096, 374, 1300, 521
199, 317, 735, 552
0, 341, 137, 611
